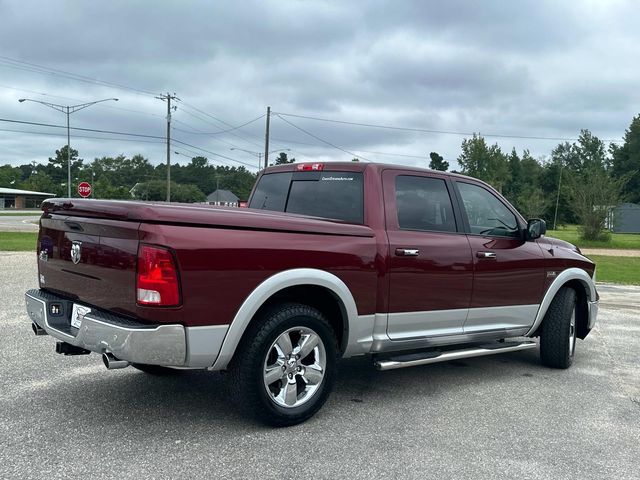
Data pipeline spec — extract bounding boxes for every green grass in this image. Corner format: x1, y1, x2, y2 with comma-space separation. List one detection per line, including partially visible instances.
1, 232, 636, 285
587, 255, 640, 285
547, 225, 640, 250
0, 232, 38, 251
0, 212, 42, 216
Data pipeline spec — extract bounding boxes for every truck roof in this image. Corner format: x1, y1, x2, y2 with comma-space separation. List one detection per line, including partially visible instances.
264, 161, 471, 181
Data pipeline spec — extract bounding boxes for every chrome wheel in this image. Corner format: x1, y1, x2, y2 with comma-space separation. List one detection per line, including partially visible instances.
568, 304, 577, 357
263, 327, 326, 409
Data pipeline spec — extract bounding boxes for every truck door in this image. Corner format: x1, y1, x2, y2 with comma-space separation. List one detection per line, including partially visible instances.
452, 180, 545, 334
383, 170, 473, 340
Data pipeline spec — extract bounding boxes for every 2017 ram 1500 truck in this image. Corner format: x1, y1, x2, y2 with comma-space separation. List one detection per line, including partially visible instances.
25, 162, 598, 426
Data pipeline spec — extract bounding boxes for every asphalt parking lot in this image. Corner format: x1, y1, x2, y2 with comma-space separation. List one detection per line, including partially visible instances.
1, 251, 639, 480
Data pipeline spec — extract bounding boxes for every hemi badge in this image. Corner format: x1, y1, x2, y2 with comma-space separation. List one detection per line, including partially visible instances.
547, 271, 557, 278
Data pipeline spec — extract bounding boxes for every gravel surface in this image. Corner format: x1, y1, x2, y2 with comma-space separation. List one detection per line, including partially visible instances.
1, 252, 639, 479
581, 248, 640, 257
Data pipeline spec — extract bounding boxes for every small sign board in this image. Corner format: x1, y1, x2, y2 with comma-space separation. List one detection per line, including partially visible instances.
78, 182, 92, 198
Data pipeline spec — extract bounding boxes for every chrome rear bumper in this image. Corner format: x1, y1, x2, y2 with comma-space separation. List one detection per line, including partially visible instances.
25, 289, 186, 366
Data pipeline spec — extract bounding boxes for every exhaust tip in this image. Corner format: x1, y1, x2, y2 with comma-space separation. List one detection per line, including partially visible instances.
32, 322, 47, 336
102, 352, 130, 370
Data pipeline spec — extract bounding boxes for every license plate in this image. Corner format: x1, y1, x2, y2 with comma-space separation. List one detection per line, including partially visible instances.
70, 303, 92, 329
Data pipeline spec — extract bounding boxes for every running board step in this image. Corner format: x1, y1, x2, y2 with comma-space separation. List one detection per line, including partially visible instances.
374, 341, 537, 371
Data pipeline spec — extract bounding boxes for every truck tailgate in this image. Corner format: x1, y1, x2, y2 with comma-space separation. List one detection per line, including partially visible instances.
38, 214, 140, 317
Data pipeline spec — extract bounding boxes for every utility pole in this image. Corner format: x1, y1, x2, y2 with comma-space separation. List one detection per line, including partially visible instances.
66, 108, 71, 196
264, 106, 271, 169
157, 93, 179, 202
553, 163, 564, 230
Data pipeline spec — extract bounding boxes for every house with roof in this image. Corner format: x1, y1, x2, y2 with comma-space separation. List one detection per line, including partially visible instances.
206, 189, 239, 207
0, 187, 56, 209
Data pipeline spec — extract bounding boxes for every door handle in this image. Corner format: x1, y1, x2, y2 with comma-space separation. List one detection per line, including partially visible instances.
395, 248, 420, 257
476, 251, 497, 259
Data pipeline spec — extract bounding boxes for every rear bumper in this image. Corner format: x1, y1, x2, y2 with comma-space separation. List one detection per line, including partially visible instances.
25, 289, 226, 367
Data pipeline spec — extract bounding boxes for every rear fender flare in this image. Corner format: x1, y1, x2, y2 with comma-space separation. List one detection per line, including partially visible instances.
211, 268, 359, 370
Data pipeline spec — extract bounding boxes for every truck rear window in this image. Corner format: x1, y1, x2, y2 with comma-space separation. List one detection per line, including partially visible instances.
249, 171, 364, 224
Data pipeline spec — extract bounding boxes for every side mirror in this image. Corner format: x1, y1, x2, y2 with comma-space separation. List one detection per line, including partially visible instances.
526, 218, 546, 240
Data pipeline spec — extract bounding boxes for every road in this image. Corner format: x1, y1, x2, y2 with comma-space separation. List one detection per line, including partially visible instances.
0, 214, 39, 232
1, 251, 638, 479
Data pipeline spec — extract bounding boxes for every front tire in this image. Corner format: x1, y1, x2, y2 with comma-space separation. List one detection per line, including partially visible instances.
540, 287, 577, 369
228, 303, 338, 427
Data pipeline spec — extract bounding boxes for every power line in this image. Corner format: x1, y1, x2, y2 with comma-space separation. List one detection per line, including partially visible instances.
172, 146, 246, 171
175, 108, 269, 151
175, 101, 294, 152
0, 83, 163, 119
275, 111, 623, 144
171, 138, 257, 169
177, 100, 264, 149
0, 117, 165, 140
267, 134, 428, 159
0, 127, 164, 144
172, 118, 261, 153
0, 55, 157, 97
172, 113, 266, 135
274, 114, 370, 161
0, 116, 254, 168
351, 149, 427, 160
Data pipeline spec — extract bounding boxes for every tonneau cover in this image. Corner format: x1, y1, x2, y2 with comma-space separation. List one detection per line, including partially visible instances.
41, 199, 374, 237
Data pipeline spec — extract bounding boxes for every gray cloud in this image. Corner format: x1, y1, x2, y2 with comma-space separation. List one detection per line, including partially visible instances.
0, 0, 639, 172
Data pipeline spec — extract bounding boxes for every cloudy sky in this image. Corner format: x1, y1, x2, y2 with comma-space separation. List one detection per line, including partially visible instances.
1, 0, 639, 172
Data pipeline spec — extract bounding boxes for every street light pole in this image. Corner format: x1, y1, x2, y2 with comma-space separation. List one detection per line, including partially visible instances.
18, 97, 118, 198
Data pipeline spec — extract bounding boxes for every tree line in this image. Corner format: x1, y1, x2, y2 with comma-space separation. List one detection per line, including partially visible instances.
428, 115, 639, 240
1, 115, 638, 240
0, 150, 297, 203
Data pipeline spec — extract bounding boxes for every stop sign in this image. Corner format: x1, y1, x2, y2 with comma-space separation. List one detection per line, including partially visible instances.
78, 182, 92, 198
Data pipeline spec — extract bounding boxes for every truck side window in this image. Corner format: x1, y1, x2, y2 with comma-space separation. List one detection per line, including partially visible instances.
249, 172, 293, 212
286, 172, 364, 224
457, 182, 519, 237
395, 176, 457, 233
250, 171, 364, 224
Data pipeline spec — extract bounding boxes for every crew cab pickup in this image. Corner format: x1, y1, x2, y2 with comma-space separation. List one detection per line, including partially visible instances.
25, 162, 598, 426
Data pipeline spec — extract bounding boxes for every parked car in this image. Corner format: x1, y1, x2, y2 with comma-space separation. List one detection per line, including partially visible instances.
25, 162, 598, 426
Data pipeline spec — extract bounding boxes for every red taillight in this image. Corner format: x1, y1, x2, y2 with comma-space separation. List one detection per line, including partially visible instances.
136, 244, 181, 306
296, 163, 324, 171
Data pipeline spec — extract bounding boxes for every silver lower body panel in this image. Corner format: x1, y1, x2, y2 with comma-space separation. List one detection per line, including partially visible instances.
25, 289, 228, 367
588, 300, 599, 329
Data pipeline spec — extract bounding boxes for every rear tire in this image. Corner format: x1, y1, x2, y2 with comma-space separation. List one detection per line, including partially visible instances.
540, 287, 577, 369
227, 303, 338, 427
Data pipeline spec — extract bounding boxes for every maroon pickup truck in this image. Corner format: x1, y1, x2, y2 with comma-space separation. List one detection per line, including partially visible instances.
25, 162, 598, 426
